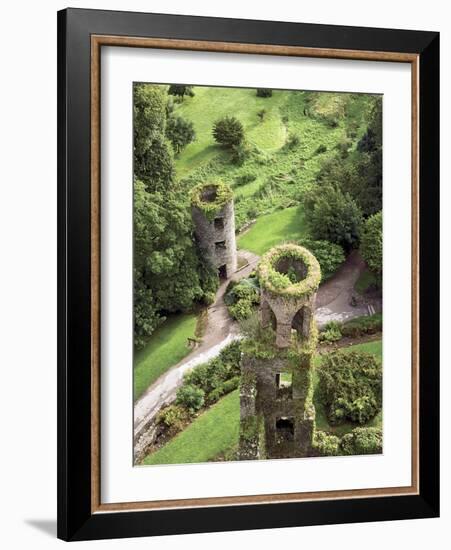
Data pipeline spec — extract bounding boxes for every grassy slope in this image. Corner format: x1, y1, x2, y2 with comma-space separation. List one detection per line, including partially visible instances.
314, 339, 383, 435
237, 205, 307, 255
171, 87, 376, 236
174, 87, 288, 177
143, 390, 240, 465
134, 313, 197, 401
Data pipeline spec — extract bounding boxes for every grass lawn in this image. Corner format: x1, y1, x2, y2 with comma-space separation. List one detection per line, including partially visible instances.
313, 339, 382, 436
143, 390, 240, 465
174, 87, 288, 177
237, 205, 307, 255
134, 313, 197, 401
355, 268, 379, 294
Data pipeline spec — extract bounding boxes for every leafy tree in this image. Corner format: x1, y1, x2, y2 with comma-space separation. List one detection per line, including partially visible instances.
212, 116, 244, 147
168, 84, 195, 100
134, 179, 204, 311
166, 116, 196, 154
133, 271, 162, 349
318, 350, 382, 425
360, 211, 383, 275
136, 136, 174, 193
305, 185, 363, 250
133, 83, 166, 153
256, 88, 273, 97
133, 83, 174, 193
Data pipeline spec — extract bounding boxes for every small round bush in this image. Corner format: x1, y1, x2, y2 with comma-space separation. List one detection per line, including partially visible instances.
319, 321, 342, 343
318, 350, 382, 425
256, 88, 273, 98
314, 431, 341, 456
212, 116, 244, 147
340, 427, 382, 455
175, 384, 205, 412
157, 404, 190, 434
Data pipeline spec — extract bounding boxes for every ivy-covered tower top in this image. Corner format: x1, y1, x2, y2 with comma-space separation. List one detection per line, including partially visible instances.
190, 181, 237, 278
258, 244, 321, 348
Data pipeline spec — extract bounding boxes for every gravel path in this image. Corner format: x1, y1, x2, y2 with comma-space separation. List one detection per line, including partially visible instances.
315, 250, 382, 327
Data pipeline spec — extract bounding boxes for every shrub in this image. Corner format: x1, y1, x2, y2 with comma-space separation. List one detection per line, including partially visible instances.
168, 84, 195, 99
314, 430, 341, 456
212, 116, 244, 147
175, 384, 205, 412
207, 376, 240, 404
256, 88, 273, 97
297, 238, 345, 281
229, 300, 254, 321
341, 427, 382, 455
340, 313, 382, 338
314, 144, 327, 155
183, 341, 242, 395
336, 138, 352, 158
360, 211, 383, 276
284, 132, 300, 150
157, 404, 190, 434
226, 278, 260, 320
319, 321, 342, 343
318, 350, 382, 425
257, 108, 266, 122
230, 142, 250, 165
166, 115, 196, 154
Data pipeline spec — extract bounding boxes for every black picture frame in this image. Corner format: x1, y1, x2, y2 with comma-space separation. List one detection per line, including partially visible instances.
57, 7, 439, 541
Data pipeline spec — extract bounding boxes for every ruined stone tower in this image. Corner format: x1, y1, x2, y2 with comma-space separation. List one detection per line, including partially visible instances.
239, 244, 321, 460
190, 181, 237, 278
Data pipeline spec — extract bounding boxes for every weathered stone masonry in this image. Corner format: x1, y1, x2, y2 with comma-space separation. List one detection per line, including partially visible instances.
239, 244, 321, 460
190, 182, 237, 278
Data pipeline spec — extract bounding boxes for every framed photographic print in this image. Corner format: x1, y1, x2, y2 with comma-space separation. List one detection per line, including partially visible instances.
57, 8, 439, 541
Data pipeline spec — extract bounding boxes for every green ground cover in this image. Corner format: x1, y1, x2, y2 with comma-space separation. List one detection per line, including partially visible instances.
313, 339, 382, 435
143, 389, 240, 465
355, 268, 379, 294
237, 206, 307, 255
172, 87, 376, 232
134, 313, 197, 401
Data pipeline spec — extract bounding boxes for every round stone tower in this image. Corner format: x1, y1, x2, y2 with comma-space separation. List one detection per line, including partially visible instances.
190, 181, 237, 278
239, 244, 321, 460
257, 244, 321, 348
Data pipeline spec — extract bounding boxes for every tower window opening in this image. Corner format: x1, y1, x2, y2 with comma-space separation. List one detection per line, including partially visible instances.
275, 417, 295, 443
275, 372, 293, 399
215, 241, 227, 251
214, 217, 224, 230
